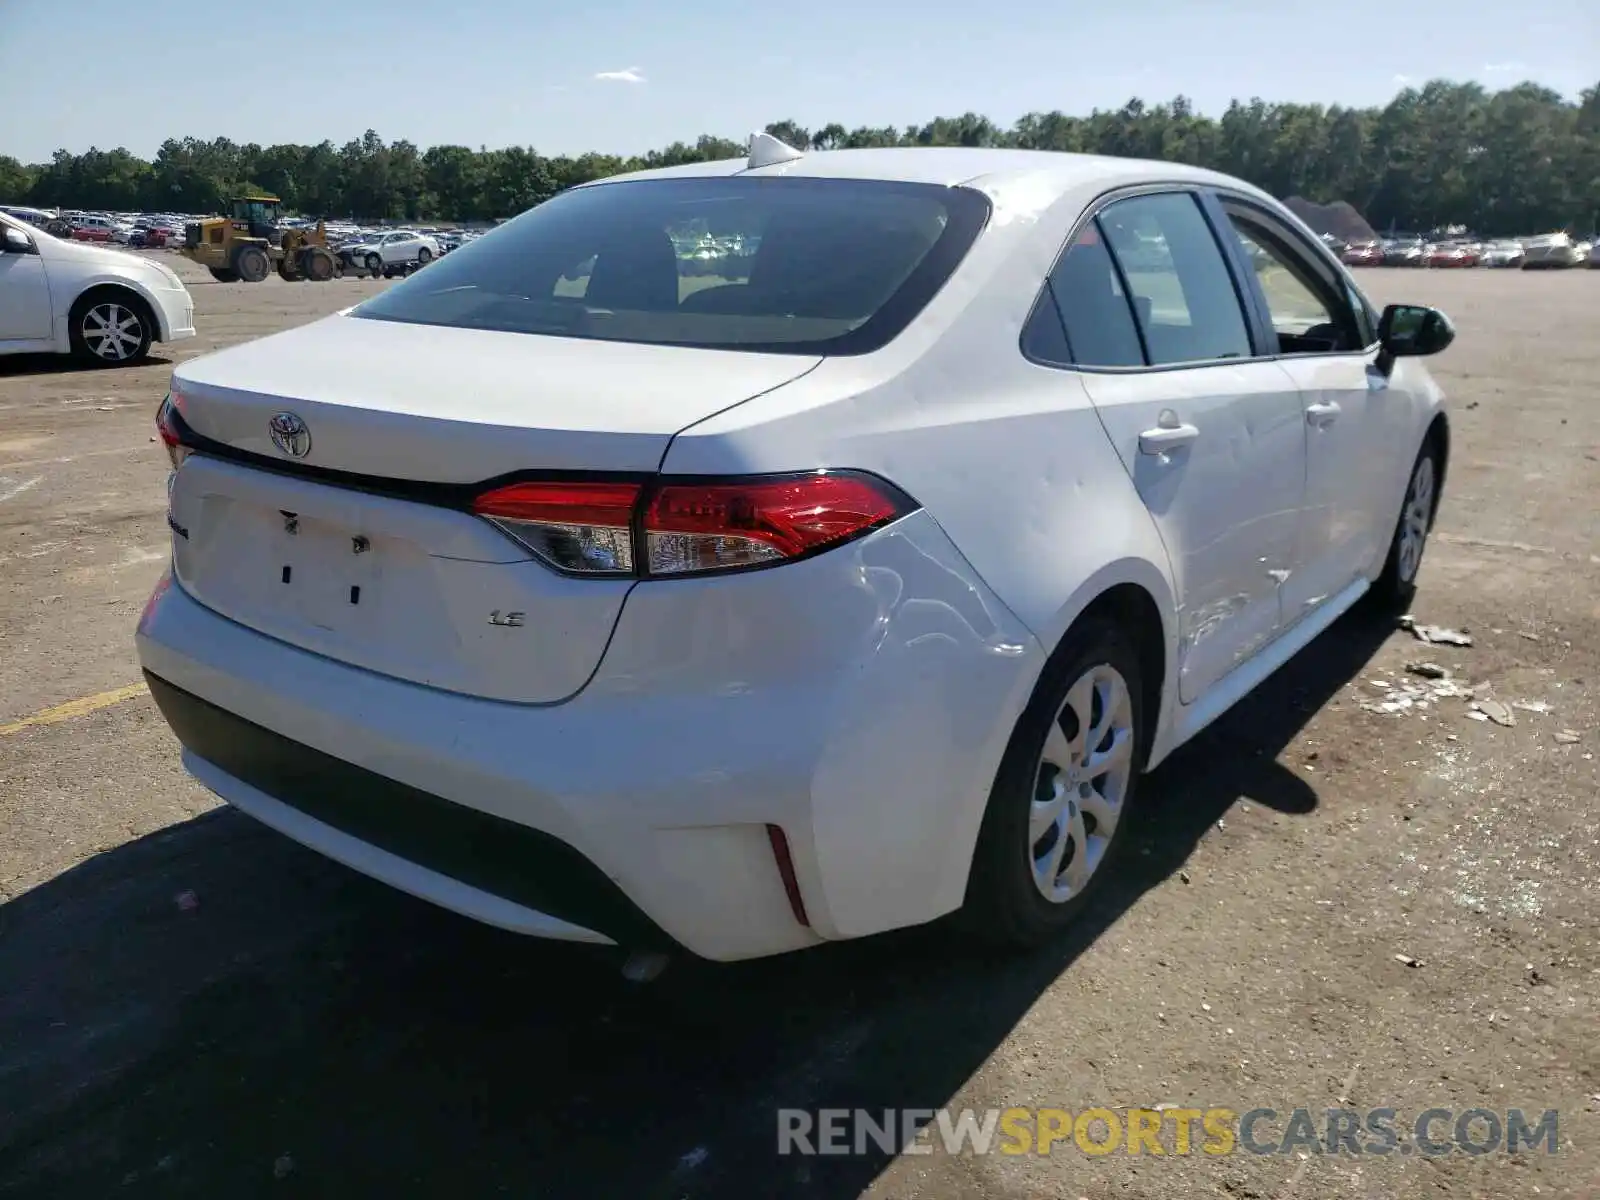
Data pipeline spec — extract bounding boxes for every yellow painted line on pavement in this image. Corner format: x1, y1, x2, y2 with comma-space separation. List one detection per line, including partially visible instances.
0, 683, 150, 737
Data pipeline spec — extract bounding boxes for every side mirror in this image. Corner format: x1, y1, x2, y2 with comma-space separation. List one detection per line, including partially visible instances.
2, 227, 36, 255
1377, 303, 1454, 374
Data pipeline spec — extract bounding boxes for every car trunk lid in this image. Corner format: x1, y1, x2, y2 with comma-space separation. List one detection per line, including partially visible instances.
164, 315, 820, 703
170, 312, 821, 478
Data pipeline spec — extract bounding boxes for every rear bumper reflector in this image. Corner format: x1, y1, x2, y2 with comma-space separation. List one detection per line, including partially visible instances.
765, 823, 810, 928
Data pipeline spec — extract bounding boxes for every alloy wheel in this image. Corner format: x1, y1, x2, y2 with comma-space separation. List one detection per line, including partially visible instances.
81, 302, 144, 362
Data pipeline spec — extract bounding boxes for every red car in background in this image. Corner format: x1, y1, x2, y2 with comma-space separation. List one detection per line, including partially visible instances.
1342, 241, 1383, 266
1424, 242, 1481, 268
68, 216, 117, 243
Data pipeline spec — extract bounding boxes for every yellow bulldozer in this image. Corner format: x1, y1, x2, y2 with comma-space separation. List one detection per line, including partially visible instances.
180, 194, 342, 283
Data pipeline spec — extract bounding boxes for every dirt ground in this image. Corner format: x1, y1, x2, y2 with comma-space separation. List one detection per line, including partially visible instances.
0, 258, 1596, 1199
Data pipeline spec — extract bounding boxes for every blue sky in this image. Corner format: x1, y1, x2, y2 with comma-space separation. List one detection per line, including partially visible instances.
1, 0, 1592, 164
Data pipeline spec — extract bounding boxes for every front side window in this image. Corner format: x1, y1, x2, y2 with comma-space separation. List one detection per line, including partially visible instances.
1347, 283, 1378, 346
352, 177, 991, 355
1222, 212, 1361, 354
1096, 192, 1253, 366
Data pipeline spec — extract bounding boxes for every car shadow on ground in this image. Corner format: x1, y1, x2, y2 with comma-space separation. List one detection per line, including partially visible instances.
0, 354, 173, 378
0, 609, 1396, 1200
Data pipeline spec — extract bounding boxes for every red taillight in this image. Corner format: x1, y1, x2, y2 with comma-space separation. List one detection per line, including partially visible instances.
472, 480, 642, 575
643, 473, 910, 575
470, 471, 913, 579
156, 395, 191, 469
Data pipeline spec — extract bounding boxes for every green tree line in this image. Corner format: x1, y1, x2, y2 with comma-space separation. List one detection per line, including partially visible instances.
3, 79, 1596, 235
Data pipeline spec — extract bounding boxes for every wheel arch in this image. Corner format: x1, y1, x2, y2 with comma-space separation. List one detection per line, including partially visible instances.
1025, 557, 1180, 771
956, 567, 1174, 944
1072, 581, 1168, 767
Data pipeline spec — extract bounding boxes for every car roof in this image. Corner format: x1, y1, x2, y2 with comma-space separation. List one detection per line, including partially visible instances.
579, 146, 1259, 200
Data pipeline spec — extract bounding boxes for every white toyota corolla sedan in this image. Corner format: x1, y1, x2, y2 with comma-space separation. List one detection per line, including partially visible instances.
0, 210, 196, 365
136, 138, 1454, 963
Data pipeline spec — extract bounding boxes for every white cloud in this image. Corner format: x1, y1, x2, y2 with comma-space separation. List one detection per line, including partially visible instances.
594, 66, 645, 84
1392, 74, 1412, 85
1483, 61, 1526, 74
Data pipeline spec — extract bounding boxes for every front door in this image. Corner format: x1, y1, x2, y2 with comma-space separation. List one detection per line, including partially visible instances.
1049, 191, 1307, 703
1211, 197, 1407, 624
0, 231, 52, 342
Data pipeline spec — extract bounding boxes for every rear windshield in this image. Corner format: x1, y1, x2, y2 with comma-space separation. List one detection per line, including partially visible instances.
351, 176, 991, 355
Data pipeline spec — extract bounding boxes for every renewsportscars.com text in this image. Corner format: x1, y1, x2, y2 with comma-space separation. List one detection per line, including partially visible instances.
777, 1106, 1560, 1158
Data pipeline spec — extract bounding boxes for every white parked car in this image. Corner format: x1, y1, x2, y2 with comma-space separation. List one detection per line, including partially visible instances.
338, 230, 441, 276
0, 211, 196, 365
137, 140, 1455, 964
1480, 240, 1525, 268
1520, 232, 1587, 269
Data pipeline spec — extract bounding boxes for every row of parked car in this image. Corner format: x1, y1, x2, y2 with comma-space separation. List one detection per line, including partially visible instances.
280, 219, 485, 275
0, 206, 189, 247
0, 203, 494, 369
1327, 230, 1598, 269
0, 206, 488, 271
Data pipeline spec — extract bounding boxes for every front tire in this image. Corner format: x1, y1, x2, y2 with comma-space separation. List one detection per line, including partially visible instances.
365, 253, 381, 277
68, 290, 155, 366
301, 246, 336, 282
963, 616, 1145, 948
417, 246, 432, 264
1371, 438, 1440, 611
207, 267, 239, 283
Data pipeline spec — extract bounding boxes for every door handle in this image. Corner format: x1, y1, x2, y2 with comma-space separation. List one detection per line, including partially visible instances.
1305, 401, 1341, 427
1138, 421, 1200, 454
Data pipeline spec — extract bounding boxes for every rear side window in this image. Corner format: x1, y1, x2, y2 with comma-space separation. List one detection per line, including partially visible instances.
1035, 224, 1146, 368
352, 177, 991, 356
1096, 192, 1253, 365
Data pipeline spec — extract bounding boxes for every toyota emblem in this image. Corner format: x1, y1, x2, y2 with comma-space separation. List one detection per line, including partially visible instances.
268, 411, 311, 458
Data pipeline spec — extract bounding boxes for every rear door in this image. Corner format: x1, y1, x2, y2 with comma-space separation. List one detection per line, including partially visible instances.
1041, 189, 1307, 704
1209, 194, 1406, 624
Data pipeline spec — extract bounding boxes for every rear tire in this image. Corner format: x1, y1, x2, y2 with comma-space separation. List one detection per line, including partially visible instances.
365, 253, 381, 277
234, 245, 270, 283
963, 615, 1146, 949
1370, 436, 1441, 612
417, 246, 432, 264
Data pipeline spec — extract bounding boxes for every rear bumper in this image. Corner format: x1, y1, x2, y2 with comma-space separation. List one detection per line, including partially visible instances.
135, 510, 1044, 961
146, 671, 659, 947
